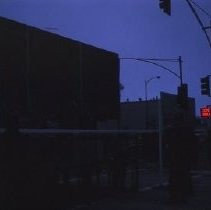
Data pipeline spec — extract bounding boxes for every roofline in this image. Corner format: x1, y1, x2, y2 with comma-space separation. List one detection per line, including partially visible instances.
0, 16, 119, 57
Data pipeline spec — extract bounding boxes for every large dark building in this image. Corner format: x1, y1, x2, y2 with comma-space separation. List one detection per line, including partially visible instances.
0, 17, 120, 129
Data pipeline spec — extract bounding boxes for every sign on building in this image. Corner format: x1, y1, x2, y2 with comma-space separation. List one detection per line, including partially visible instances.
200, 107, 211, 118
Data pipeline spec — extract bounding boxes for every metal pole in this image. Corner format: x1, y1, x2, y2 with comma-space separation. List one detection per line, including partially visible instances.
145, 80, 148, 101
158, 93, 163, 186
145, 76, 160, 129
145, 80, 148, 129
179, 56, 183, 85
25, 27, 30, 111
79, 44, 83, 128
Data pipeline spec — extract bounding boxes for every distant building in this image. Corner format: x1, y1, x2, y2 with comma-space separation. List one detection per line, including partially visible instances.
120, 92, 196, 130
0, 17, 120, 129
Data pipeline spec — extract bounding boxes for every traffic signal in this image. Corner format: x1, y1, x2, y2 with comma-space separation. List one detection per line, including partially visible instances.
200, 76, 210, 96
159, 0, 171, 16
177, 83, 188, 109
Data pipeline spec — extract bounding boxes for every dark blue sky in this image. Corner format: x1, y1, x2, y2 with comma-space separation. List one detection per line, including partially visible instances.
1, 0, 211, 116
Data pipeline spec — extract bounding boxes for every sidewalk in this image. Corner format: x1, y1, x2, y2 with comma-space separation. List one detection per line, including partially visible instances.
75, 170, 211, 210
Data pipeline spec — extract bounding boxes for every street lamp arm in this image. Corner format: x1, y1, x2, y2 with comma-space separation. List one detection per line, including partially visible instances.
120, 57, 182, 83
135, 58, 180, 79
146, 76, 160, 84
120, 57, 178, 62
135, 58, 178, 62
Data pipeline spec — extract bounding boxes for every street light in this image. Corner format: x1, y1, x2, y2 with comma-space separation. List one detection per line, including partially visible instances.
145, 76, 160, 129
145, 76, 161, 101
120, 56, 183, 186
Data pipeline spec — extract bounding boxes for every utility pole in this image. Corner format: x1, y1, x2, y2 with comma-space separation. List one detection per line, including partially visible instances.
145, 76, 160, 129
120, 56, 187, 186
178, 56, 183, 85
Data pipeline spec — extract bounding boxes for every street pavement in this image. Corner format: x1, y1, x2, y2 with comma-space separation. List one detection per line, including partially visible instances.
72, 170, 211, 210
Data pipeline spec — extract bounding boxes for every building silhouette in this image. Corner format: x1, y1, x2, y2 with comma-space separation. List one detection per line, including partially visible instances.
0, 17, 120, 129
120, 92, 196, 130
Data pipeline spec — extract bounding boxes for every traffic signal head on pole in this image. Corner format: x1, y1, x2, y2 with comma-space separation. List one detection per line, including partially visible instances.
159, 0, 171, 16
200, 76, 210, 96
177, 84, 188, 109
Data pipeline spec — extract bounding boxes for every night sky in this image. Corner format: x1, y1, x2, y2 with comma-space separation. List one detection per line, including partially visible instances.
1, 0, 211, 116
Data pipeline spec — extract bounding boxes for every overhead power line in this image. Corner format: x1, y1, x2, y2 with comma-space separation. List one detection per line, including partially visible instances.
185, 0, 211, 48
189, 0, 211, 19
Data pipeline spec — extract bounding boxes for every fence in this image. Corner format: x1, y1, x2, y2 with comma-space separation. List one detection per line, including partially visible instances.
1, 128, 207, 208
24, 130, 161, 182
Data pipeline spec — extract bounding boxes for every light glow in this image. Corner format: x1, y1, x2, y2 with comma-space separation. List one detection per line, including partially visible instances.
200, 107, 211, 118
